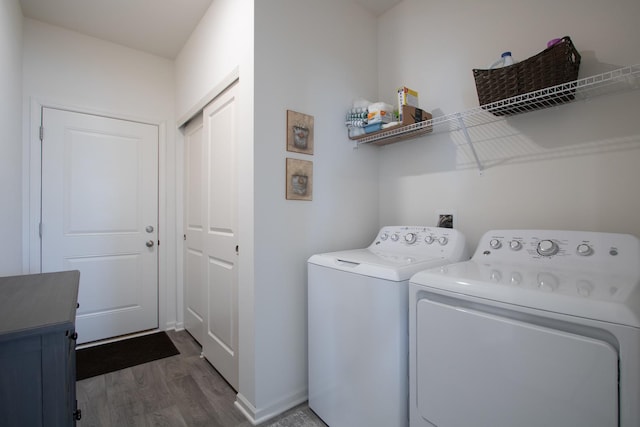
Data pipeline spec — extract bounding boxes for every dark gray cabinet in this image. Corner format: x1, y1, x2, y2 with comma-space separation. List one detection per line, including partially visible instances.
0, 271, 80, 426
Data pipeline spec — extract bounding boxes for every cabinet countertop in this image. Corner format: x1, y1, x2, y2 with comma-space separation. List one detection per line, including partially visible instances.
0, 271, 80, 339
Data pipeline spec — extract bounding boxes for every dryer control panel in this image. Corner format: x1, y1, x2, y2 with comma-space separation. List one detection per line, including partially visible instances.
475, 229, 640, 275
413, 229, 640, 327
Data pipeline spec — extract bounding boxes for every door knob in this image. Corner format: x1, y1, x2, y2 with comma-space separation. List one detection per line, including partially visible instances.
146, 225, 154, 233
146, 240, 155, 248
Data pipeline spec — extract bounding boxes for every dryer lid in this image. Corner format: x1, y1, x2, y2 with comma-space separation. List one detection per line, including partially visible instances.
411, 259, 640, 328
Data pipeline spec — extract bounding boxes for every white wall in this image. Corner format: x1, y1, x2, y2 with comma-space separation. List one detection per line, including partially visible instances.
22, 18, 179, 329
377, 0, 640, 250
174, 0, 251, 123
0, 0, 24, 275
176, 0, 380, 422
252, 0, 379, 420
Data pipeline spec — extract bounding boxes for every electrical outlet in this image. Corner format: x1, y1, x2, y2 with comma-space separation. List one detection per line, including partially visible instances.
435, 209, 457, 229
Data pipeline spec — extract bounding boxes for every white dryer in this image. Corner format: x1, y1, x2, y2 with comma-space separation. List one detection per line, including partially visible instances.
308, 226, 468, 427
409, 229, 640, 427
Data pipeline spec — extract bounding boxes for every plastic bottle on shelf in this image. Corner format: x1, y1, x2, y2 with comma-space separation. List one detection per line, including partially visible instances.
489, 51, 515, 69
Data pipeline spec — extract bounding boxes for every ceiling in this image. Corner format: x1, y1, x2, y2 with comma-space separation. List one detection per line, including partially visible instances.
19, 0, 215, 59
19, 0, 402, 59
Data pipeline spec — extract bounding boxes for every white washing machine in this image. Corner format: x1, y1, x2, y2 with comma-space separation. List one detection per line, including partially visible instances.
409, 229, 640, 427
308, 226, 469, 427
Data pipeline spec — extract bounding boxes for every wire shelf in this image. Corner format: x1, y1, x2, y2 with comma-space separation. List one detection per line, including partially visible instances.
353, 64, 640, 146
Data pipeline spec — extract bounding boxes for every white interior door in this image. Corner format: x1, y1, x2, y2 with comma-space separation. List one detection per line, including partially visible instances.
201, 82, 239, 390
41, 107, 159, 345
183, 114, 205, 344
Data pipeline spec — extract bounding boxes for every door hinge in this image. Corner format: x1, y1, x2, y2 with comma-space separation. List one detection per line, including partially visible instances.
39, 125, 44, 141
235, 245, 239, 254
183, 234, 186, 241
39, 222, 43, 238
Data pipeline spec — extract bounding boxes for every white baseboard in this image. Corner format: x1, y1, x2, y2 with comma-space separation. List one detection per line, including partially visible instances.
165, 320, 178, 331
172, 321, 184, 331
235, 388, 308, 425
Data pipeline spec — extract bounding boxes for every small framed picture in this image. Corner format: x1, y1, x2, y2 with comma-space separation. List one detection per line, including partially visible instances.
286, 158, 313, 201
287, 110, 314, 155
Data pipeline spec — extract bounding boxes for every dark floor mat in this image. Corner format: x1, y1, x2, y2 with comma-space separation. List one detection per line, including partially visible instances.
76, 331, 179, 380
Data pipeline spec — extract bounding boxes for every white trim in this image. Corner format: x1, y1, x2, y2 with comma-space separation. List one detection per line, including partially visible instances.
234, 389, 308, 425
29, 96, 164, 127
175, 128, 185, 332
157, 119, 168, 336
176, 66, 240, 128
26, 99, 42, 273
234, 393, 259, 425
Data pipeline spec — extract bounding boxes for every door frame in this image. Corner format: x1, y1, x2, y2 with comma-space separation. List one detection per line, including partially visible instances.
24, 98, 171, 333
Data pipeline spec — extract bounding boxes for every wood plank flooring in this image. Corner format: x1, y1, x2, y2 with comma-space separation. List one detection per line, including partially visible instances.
76, 330, 326, 427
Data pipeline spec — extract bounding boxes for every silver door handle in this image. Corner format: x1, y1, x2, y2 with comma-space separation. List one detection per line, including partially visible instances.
146, 240, 155, 248
146, 225, 154, 233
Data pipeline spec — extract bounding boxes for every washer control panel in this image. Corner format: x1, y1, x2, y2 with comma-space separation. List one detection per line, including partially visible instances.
372, 226, 469, 259
475, 229, 639, 274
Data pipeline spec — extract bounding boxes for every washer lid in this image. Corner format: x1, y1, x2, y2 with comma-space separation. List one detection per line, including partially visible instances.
308, 248, 447, 282
411, 260, 640, 328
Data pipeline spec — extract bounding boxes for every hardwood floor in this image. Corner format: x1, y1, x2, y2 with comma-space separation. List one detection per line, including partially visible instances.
76, 330, 326, 427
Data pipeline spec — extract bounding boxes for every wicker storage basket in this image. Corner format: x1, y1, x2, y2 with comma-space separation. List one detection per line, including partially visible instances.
473, 36, 581, 115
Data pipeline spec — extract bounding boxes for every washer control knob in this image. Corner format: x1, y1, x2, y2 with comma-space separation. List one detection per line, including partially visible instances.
489, 239, 502, 249
576, 243, 593, 256
509, 240, 522, 251
425, 235, 435, 244
537, 239, 559, 256
438, 236, 448, 246
405, 233, 417, 244
380, 232, 389, 241
391, 233, 400, 242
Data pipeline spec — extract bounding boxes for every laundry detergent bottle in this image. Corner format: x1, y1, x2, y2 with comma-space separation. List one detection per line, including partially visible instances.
489, 51, 515, 68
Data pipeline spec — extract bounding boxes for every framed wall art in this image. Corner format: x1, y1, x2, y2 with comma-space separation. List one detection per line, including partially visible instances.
286, 110, 314, 155
286, 158, 313, 201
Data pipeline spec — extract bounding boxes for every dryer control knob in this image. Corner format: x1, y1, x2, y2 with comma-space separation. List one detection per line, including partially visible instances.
391, 233, 400, 242
537, 272, 559, 291
509, 240, 522, 251
510, 272, 523, 285
425, 236, 435, 244
537, 240, 559, 256
577, 280, 594, 296
438, 236, 448, 246
489, 239, 502, 249
404, 233, 417, 244
489, 270, 502, 282
576, 243, 593, 256
380, 232, 389, 241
